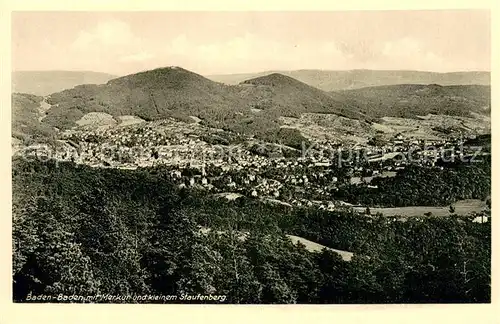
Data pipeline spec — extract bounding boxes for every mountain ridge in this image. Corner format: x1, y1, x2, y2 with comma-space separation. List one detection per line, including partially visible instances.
334, 83, 491, 119
207, 69, 490, 91
12, 66, 490, 146
19, 68, 366, 147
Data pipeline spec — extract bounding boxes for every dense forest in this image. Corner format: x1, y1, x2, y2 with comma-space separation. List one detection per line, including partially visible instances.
336, 84, 491, 118
12, 158, 491, 303
11, 93, 57, 143
336, 157, 491, 207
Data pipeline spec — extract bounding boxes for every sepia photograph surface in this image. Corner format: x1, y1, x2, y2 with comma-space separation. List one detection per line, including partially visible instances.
9, 9, 492, 306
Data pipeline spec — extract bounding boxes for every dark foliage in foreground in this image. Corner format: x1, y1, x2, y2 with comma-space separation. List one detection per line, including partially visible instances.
12, 159, 490, 303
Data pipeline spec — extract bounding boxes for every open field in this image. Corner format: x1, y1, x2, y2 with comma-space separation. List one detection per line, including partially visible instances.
198, 226, 353, 261
353, 199, 487, 217
117, 115, 145, 126
75, 112, 117, 127
286, 235, 354, 261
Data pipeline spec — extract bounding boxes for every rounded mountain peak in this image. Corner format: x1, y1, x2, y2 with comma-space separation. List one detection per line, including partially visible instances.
240, 73, 302, 87
107, 66, 210, 88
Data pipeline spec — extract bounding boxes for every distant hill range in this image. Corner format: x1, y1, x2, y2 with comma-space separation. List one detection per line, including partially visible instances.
207, 69, 490, 91
12, 71, 117, 96
335, 84, 491, 118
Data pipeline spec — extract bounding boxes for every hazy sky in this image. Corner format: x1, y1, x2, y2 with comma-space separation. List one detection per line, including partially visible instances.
12, 11, 490, 76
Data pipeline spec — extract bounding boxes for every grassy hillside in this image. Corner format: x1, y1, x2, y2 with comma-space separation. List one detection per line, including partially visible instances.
207, 69, 490, 91
12, 71, 117, 97
335, 84, 491, 119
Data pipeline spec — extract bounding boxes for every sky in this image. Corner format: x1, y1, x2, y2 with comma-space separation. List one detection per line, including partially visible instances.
11, 11, 490, 76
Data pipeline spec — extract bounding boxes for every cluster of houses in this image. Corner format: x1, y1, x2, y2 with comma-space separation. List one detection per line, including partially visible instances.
15, 117, 488, 209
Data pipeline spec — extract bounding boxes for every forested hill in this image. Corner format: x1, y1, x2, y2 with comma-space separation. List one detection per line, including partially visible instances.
15, 67, 490, 144
238, 73, 369, 121
43, 67, 244, 129
334, 84, 491, 118
12, 158, 491, 303
39, 67, 365, 136
11, 93, 56, 142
